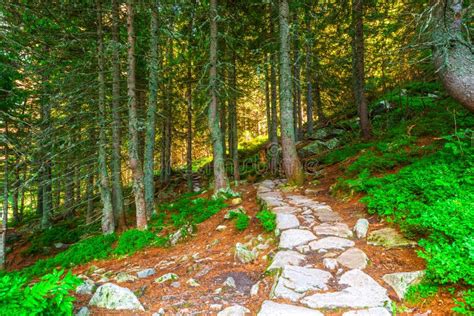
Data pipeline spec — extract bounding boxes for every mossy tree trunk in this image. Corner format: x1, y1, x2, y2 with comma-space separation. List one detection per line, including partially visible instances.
97, 0, 115, 234
209, 0, 229, 192
279, 0, 304, 185
0, 117, 8, 270
127, 0, 147, 229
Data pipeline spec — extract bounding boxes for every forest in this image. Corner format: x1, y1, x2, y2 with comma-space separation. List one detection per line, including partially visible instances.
0, 0, 473, 315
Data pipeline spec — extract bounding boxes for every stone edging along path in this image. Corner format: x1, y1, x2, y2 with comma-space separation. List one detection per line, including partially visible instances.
255, 179, 393, 316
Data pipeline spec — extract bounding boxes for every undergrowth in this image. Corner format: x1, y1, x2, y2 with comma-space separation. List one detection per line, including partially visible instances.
256, 209, 276, 232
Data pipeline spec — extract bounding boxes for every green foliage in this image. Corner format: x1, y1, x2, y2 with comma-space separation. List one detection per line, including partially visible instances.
21, 234, 117, 278
405, 282, 439, 303
256, 209, 276, 232
0, 270, 80, 315
113, 229, 167, 256
24, 224, 82, 255
453, 289, 474, 315
159, 195, 227, 228
234, 213, 250, 231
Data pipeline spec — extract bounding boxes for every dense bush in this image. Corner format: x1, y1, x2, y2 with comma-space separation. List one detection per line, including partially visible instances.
234, 213, 250, 231
256, 210, 276, 232
0, 270, 80, 315
113, 229, 167, 256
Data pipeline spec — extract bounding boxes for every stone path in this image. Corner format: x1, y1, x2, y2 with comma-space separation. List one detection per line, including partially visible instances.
256, 180, 392, 316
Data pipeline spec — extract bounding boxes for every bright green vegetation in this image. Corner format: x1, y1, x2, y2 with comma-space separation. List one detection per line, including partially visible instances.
325, 83, 474, 313
256, 209, 277, 232
113, 229, 168, 256
234, 213, 250, 231
0, 270, 80, 316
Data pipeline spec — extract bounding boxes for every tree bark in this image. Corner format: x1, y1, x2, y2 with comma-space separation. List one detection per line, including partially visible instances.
279, 0, 304, 185
40, 72, 52, 229
1, 118, 8, 270
351, 0, 370, 139
127, 0, 147, 229
97, 0, 115, 234
304, 16, 314, 135
432, 0, 474, 113
229, 52, 239, 183
144, 1, 159, 218
269, 7, 279, 175
111, 0, 126, 229
209, 0, 229, 192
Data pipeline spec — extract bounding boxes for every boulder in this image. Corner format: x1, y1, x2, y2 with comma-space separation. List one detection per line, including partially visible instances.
234, 243, 257, 264
137, 268, 156, 279
279, 229, 317, 249
76, 307, 90, 316
258, 301, 323, 316
367, 228, 417, 248
382, 271, 425, 300
76, 279, 96, 295
89, 283, 144, 311
354, 219, 369, 239
337, 248, 368, 270
217, 305, 250, 316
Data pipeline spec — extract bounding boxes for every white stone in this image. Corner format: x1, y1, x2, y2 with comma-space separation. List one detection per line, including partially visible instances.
343, 308, 391, 316
382, 271, 425, 300
314, 223, 353, 238
76, 279, 96, 295
323, 258, 338, 271
258, 301, 323, 316
216, 225, 227, 231
89, 283, 144, 311
301, 269, 390, 310
309, 236, 355, 251
76, 307, 90, 316
224, 276, 236, 288
210, 304, 223, 311
217, 305, 250, 316
272, 265, 332, 302
276, 213, 300, 230
114, 272, 137, 283
337, 248, 368, 270
279, 229, 317, 249
235, 242, 257, 264
187, 278, 200, 287
267, 250, 306, 271
354, 219, 370, 238
250, 282, 260, 296
272, 206, 299, 214
295, 245, 311, 254
155, 273, 179, 283
137, 268, 156, 278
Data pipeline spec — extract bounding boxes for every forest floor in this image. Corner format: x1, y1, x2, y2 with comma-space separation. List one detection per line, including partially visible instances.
60, 158, 457, 315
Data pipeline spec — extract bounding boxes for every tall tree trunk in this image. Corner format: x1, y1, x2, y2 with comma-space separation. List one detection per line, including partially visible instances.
314, 53, 325, 124
64, 166, 74, 212
40, 75, 52, 229
97, 0, 115, 234
86, 163, 94, 225
269, 8, 279, 175
144, 1, 159, 218
279, 0, 304, 185
111, 0, 126, 229
304, 16, 314, 135
12, 165, 19, 223
160, 41, 173, 185
432, 0, 473, 112
265, 56, 271, 140
351, 0, 370, 139
209, 0, 229, 192
229, 52, 239, 183
293, 15, 302, 140
186, 65, 193, 192
127, 0, 147, 229
1, 118, 8, 270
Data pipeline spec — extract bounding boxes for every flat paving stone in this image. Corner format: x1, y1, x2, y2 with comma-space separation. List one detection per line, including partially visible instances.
337, 248, 368, 270
279, 229, 317, 249
272, 206, 299, 214
313, 223, 353, 238
276, 213, 300, 230
272, 265, 332, 301
301, 269, 391, 310
267, 251, 306, 271
309, 237, 355, 251
258, 301, 323, 316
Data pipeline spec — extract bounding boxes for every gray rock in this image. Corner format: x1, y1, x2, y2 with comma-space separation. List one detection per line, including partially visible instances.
187, 278, 200, 287
217, 305, 250, 316
323, 258, 339, 271
258, 301, 323, 316
309, 236, 355, 251
267, 250, 306, 271
276, 213, 300, 230
313, 209, 342, 222
152, 308, 165, 316
223, 276, 236, 288
343, 308, 391, 316
216, 225, 227, 231
170, 281, 181, 288
170, 224, 194, 246
155, 273, 179, 283
354, 219, 370, 239
76, 307, 90, 316
279, 229, 317, 249
337, 248, 368, 270
313, 223, 353, 238
114, 272, 137, 283
210, 304, 223, 311
272, 265, 332, 302
367, 228, 417, 248
250, 282, 260, 296
272, 206, 299, 214
382, 271, 425, 300
89, 283, 144, 311
301, 269, 390, 310
137, 268, 156, 279
235, 243, 257, 264
76, 279, 96, 295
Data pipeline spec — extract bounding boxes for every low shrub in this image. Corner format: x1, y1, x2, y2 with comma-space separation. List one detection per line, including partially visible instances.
256, 209, 276, 232
0, 270, 80, 315
113, 229, 167, 256
234, 213, 250, 231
